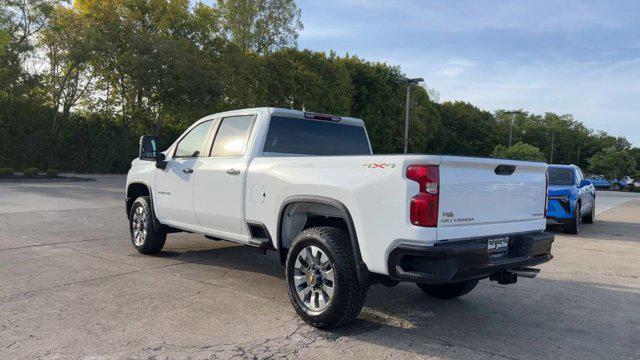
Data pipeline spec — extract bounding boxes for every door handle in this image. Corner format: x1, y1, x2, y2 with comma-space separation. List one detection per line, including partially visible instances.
182, 168, 194, 174
226, 168, 240, 176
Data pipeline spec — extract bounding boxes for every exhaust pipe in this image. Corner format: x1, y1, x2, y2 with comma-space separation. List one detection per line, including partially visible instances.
490, 268, 540, 285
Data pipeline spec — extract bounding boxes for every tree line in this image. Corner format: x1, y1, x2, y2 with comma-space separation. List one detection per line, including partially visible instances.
1, 0, 638, 177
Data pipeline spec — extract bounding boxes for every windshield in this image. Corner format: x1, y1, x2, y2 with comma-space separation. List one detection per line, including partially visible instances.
263, 116, 371, 155
548, 167, 574, 185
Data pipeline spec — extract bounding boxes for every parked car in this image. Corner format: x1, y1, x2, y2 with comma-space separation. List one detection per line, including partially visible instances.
547, 165, 596, 234
614, 176, 634, 190
588, 175, 611, 189
126, 107, 554, 328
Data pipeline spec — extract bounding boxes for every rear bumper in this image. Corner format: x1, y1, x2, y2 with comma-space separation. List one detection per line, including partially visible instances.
387, 231, 554, 285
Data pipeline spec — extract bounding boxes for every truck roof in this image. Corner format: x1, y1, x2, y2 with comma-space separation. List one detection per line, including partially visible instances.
197, 107, 366, 127
548, 164, 577, 169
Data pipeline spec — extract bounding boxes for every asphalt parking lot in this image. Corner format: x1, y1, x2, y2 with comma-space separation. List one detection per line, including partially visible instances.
1, 176, 639, 359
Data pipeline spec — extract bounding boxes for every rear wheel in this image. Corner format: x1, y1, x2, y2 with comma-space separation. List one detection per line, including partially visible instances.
582, 199, 595, 224
417, 279, 478, 299
285, 227, 368, 329
129, 196, 166, 254
564, 202, 581, 234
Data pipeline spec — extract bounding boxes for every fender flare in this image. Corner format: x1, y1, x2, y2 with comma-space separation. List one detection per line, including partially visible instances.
126, 181, 162, 232
277, 195, 370, 284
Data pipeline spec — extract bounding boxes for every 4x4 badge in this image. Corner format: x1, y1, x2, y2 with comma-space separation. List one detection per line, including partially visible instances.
361, 162, 396, 169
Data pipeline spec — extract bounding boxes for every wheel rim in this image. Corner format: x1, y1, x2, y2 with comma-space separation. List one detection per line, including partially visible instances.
293, 245, 335, 312
132, 206, 148, 246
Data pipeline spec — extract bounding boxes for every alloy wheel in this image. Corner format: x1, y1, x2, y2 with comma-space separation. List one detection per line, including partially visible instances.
132, 206, 148, 246
293, 245, 335, 312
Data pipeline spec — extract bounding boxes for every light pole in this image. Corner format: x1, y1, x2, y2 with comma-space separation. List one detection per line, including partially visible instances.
398, 76, 424, 153
550, 131, 555, 164
503, 110, 522, 147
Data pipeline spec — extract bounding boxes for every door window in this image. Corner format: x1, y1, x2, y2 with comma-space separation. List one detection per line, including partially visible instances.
174, 120, 213, 158
210, 115, 255, 157
575, 168, 583, 184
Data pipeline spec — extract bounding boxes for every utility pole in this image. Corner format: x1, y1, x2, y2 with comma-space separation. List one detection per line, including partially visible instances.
504, 111, 522, 147
509, 113, 514, 147
576, 145, 581, 166
398, 76, 424, 153
550, 131, 555, 164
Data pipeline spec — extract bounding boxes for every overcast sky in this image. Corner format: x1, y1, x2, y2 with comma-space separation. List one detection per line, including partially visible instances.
296, 0, 640, 146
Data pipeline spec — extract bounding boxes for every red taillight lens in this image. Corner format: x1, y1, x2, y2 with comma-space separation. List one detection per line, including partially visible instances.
407, 165, 439, 227
544, 170, 549, 218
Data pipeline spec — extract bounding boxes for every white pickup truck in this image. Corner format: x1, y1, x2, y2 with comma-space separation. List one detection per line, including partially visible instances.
126, 107, 554, 328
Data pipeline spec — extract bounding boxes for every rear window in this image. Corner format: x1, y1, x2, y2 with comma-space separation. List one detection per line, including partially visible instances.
548, 167, 574, 185
263, 116, 371, 155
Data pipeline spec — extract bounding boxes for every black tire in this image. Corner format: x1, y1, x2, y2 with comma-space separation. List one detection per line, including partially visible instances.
582, 199, 595, 224
417, 279, 478, 299
285, 226, 368, 329
564, 202, 581, 234
129, 196, 166, 254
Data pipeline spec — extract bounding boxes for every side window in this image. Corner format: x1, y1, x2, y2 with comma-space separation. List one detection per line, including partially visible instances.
174, 120, 212, 158
575, 168, 583, 183
210, 115, 255, 157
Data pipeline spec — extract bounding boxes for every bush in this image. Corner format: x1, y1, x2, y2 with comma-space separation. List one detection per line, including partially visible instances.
23, 167, 39, 177
46, 168, 58, 177
0, 168, 15, 176
491, 142, 546, 162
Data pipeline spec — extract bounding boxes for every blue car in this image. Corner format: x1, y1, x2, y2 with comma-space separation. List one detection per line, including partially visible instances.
546, 165, 596, 234
588, 175, 611, 189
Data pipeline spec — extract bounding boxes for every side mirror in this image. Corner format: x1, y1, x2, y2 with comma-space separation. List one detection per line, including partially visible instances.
155, 152, 167, 170
139, 135, 160, 160
139, 135, 168, 170
579, 179, 592, 188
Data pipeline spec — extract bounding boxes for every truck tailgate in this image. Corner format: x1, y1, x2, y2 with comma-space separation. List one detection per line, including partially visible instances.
436, 156, 547, 241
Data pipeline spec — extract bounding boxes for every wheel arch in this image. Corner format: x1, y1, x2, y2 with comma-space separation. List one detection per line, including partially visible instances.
126, 181, 162, 231
277, 195, 370, 284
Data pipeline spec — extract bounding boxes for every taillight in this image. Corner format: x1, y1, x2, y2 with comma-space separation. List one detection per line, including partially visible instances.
407, 165, 439, 227
544, 170, 549, 218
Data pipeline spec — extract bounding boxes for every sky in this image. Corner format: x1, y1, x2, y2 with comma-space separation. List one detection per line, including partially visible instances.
296, 0, 640, 146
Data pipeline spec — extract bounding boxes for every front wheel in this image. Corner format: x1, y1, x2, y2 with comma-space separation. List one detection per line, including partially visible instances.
417, 279, 478, 299
285, 227, 368, 329
129, 196, 166, 254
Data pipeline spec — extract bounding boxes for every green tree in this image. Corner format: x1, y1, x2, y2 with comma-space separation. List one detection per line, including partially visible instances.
629, 148, 640, 175
588, 147, 637, 181
436, 101, 497, 156
491, 142, 546, 162
41, 4, 96, 133
218, 0, 302, 54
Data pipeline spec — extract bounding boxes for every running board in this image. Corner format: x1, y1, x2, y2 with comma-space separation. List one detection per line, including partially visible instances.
247, 237, 271, 249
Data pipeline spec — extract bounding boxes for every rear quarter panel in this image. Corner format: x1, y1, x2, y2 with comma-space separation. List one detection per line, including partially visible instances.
246, 155, 441, 275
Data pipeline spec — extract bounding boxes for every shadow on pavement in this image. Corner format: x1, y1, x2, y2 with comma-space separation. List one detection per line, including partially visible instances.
146, 242, 638, 359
